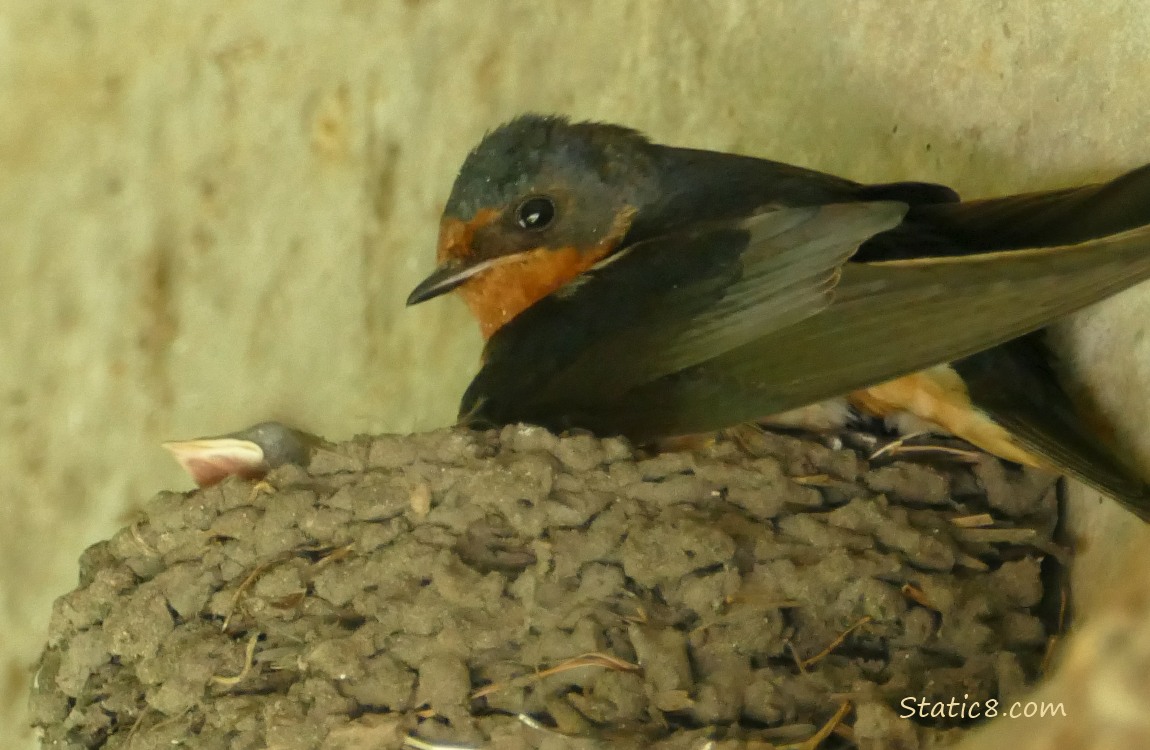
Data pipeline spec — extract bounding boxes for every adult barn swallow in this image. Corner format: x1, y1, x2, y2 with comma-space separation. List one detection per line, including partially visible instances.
407, 115, 1150, 518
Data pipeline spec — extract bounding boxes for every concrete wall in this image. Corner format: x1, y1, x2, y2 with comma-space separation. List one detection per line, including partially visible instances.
4, 2, 1150, 747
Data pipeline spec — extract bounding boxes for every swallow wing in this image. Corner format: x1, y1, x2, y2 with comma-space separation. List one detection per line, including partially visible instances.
560, 202, 910, 392
463, 206, 1150, 441
859, 163, 1150, 260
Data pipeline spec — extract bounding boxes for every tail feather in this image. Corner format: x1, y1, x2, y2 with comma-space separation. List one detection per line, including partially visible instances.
858, 163, 1150, 261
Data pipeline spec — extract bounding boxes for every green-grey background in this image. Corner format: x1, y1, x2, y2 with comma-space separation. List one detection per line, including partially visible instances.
5, 2, 1150, 747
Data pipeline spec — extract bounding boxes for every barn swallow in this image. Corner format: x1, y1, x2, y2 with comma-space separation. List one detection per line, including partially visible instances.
163, 421, 321, 488
407, 114, 1150, 519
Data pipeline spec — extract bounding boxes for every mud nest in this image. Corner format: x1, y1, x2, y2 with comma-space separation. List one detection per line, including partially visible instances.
31, 425, 1063, 749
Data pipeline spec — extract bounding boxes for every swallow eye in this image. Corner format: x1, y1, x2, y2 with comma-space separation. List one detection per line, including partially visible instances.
515, 196, 556, 230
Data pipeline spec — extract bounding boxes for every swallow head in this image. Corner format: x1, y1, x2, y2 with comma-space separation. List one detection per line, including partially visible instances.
407, 114, 661, 338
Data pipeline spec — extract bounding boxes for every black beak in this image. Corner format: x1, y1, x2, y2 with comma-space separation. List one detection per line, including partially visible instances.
406, 253, 528, 306
406, 259, 476, 306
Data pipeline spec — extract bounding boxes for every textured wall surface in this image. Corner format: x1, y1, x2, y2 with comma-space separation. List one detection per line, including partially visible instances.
4, 2, 1150, 747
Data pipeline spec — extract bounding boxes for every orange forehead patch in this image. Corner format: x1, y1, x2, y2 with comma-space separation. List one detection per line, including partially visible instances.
437, 208, 501, 263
